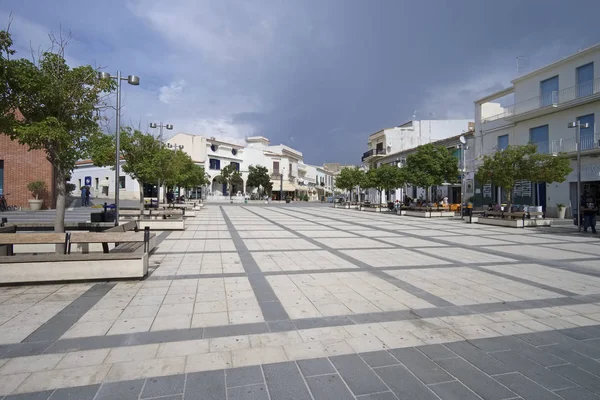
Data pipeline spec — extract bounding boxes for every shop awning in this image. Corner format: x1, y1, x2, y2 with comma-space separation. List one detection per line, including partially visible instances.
271, 180, 297, 192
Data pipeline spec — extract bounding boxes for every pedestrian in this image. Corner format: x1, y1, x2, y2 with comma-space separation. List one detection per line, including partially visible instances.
80, 186, 86, 207
84, 186, 90, 207
581, 195, 597, 233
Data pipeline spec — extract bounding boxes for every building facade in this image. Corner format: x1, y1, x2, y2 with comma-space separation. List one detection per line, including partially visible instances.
0, 135, 55, 210
475, 43, 600, 217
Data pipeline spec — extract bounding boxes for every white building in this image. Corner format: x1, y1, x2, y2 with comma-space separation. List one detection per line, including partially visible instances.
475, 43, 600, 217
70, 132, 338, 203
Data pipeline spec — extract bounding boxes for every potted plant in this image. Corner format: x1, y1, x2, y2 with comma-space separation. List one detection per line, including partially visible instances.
556, 203, 566, 219
285, 196, 291, 204
27, 180, 47, 211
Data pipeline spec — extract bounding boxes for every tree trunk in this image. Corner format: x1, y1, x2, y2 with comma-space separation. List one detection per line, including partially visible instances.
138, 180, 145, 212
54, 166, 67, 254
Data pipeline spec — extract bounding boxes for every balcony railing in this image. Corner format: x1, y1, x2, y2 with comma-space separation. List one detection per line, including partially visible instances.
483, 78, 600, 123
361, 148, 386, 161
532, 133, 600, 155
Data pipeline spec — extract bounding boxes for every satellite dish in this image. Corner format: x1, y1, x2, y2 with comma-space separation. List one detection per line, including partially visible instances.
459, 135, 466, 144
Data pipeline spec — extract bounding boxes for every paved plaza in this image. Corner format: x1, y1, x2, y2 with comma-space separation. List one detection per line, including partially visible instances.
1, 205, 600, 399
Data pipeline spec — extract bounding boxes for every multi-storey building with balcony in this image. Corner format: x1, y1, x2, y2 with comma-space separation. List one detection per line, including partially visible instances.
475, 43, 600, 217
361, 120, 473, 166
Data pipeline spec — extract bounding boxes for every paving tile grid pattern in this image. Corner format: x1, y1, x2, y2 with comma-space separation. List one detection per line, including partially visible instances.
0, 205, 599, 398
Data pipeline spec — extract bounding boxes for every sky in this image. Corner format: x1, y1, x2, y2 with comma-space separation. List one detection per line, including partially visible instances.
3, 0, 600, 165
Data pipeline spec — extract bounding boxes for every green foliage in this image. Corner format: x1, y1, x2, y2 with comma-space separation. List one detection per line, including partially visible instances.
247, 165, 272, 195
66, 183, 77, 195
335, 167, 365, 201
0, 29, 115, 234
475, 144, 572, 203
216, 164, 242, 198
27, 180, 47, 200
405, 144, 460, 200
302, 194, 309, 201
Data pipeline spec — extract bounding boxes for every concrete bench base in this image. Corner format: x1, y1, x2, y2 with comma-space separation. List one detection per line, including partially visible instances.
0, 253, 148, 283
405, 211, 455, 218
132, 219, 185, 230
478, 217, 552, 228
397, 210, 407, 216
362, 207, 382, 212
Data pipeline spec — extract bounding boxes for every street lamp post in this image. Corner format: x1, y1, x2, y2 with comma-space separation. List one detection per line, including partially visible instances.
98, 71, 140, 225
458, 136, 468, 219
167, 143, 184, 203
568, 121, 590, 231
149, 122, 173, 205
280, 167, 285, 202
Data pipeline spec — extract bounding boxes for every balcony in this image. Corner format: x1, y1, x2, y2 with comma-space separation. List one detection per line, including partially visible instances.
483, 78, 600, 124
534, 133, 600, 155
362, 148, 386, 162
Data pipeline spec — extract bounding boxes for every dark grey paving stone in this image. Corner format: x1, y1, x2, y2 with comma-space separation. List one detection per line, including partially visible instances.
411, 307, 451, 319
294, 315, 354, 330
45, 334, 130, 354
263, 362, 312, 400
49, 384, 100, 400
374, 365, 438, 400
3, 341, 53, 358
360, 351, 400, 368
560, 326, 600, 340
184, 370, 226, 400
5, 391, 54, 400
204, 323, 269, 338
227, 383, 269, 400
480, 336, 566, 367
554, 387, 600, 400
296, 358, 335, 377
516, 330, 573, 347
258, 302, 289, 321
490, 350, 573, 391
388, 347, 453, 384
542, 343, 600, 375
549, 364, 600, 394
435, 357, 516, 400
141, 374, 185, 398
356, 392, 399, 400
305, 374, 354, 400
417, 344, 457, 361
226, 366, 264, 388
268, 320, 296, 332
128, 328, 204, 346
492, 372, 564, 400
428, 381, 481, 400
95, 380, 145, 400
330, 354, 388, 396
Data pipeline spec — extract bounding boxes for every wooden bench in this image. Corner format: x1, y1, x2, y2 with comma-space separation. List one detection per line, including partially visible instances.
69, 230, 153, 255
0, 232, 70, 256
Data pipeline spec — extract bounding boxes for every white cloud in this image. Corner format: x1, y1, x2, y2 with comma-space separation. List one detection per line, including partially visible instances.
159, 80, 186, 104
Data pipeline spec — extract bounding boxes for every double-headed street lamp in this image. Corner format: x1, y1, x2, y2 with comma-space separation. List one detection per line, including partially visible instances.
149, 122, 173, 204
568, 120, 590, 231
98, 71, 140, 225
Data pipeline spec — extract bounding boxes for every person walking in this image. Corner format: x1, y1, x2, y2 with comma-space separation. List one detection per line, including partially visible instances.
581, 195, 597, 233
84, 186, 91, 207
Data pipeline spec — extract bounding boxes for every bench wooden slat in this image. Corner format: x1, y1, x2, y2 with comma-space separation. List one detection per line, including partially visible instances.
70, 232, 150, 244
0, 233, 67, 245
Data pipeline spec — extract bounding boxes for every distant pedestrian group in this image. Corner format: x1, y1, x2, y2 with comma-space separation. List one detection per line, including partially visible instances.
81, 186, 91, 207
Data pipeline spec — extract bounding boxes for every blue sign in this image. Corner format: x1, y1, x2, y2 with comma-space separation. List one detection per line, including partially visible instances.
84, 176, 92, 186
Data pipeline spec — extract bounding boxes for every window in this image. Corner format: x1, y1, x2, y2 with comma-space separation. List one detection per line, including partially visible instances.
95, 178, 99, 190
230, 162, 240, 171
529, 125, 549, 153
78, 178, 82, 189
209, 158, 221, 170
273, 161, 279, 174
578, 114, 595, 150
289, 163, 292, 176
497, 134, 509, 151
577, 63, 594, 98
118, 176, 126, 189
210, 144, 218, 152
0, 160, 4, 195
540, 76, 558, 107
231, 148, 237, 156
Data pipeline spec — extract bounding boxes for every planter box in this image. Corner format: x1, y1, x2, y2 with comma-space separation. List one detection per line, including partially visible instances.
134, 219, 185, 230
397, 210, 406, 216
405, 210, 454, 218
477, 218, 524, 228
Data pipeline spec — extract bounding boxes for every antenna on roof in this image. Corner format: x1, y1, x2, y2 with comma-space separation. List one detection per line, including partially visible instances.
517, 56, 530, 74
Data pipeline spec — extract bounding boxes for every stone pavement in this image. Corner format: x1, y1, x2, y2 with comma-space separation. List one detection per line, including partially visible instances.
0, 205, 599, 399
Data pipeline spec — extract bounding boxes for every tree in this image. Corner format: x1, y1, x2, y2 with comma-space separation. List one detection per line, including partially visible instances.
405, 144, 460, 202
246, 165, 272, 196
375, 164, 406, 203
216, 164, 242, 199
476, 144, 571, 205
0, 29, 115, 242
335, 167, 365, 202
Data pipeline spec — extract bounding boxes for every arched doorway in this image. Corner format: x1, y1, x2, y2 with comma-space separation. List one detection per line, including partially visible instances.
211, 176, 225, 196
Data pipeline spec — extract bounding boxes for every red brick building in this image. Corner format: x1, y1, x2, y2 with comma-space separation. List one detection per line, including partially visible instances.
0, 134, 55, 209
